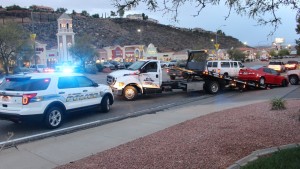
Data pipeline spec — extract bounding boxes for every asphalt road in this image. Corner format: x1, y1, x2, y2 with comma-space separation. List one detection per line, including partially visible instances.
0, 59, 299, 146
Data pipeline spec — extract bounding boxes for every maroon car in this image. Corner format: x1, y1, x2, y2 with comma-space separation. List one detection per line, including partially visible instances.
238, 65, 289, 87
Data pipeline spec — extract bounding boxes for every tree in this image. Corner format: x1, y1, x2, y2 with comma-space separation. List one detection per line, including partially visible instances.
142, 13, 148, 20
227, 49, 246, 61
69, 34, 98, 70
110, 11, 117, 17
216, 30, 225, 36
269, 49, 278, 57
118, 6, 125, 18
56, 8, 68, 13
92, 14, 100, 18
296, 15, 300, 55
0, 23, 28, 75
72, 10, 76, 15
81, 10, 90, 17
113, 0, 299, 30
16, 40, 34, 67
6, 5, 24, 11
278, 49, 290, 56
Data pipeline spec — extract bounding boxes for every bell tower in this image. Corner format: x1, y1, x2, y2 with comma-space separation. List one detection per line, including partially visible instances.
56, 13, 75, 63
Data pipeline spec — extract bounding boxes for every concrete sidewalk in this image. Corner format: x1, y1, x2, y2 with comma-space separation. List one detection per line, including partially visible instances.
0, 98, 268, 169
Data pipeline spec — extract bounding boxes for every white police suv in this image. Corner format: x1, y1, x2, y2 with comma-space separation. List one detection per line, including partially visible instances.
0, 73, 114, 129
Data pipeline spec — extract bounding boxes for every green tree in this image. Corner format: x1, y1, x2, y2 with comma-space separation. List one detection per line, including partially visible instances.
296, 14, 300, 55
81, 10, 90, 17
72, 10, 76, 15
56, 8, 68, 13
118, 6, 125, 18
269, 49, 278, 57
227, 49, 246, 61
142, 13, 148, 20
217, 30, 225, 36
92, 14, 100, 18
0, 23, 28, 75
6, 5, 24, 11
278, 49, 290, 56
69, 34, 98, 70
110, 11, 117, 17
113, 0, 298, 28
16, 40, 34, 66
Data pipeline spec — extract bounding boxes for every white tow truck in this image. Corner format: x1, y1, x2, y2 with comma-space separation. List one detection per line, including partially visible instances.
106, 50, 261, 101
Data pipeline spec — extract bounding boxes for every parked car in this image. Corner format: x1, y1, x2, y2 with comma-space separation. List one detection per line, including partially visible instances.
238, 65, 289, 87
285, 60, 299, 70
0, 73, 114, 129
29, 64, 52, 73
168, 60, 177, 67
102, 62, 115, 70
267, 61, 285, 72
206, 60, 244, 77
124, 62, 134, 68
160, 61, 170, 68
108, 61, 125, 69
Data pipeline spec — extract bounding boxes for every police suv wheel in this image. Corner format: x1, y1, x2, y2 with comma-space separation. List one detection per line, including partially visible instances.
101, 95, 110, 113
44, 107, 64, 129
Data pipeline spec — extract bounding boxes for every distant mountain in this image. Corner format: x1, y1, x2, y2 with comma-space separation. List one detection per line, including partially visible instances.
19, 14, 245, 52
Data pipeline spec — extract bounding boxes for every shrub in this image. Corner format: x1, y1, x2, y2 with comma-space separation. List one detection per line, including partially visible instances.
270, 97, 286, 110
85, 64, 98, 74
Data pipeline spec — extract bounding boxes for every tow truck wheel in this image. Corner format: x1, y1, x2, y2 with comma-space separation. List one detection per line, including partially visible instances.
206, 81, 219, 94
123, 86, 138, 101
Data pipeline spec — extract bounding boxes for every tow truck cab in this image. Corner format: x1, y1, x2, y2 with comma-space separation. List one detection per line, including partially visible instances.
107, 60, 163, 100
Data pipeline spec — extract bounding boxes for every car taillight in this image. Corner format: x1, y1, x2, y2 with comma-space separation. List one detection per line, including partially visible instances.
22, 93, 37, 105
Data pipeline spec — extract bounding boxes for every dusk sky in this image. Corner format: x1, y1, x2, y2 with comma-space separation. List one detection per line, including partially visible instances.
1, 0, 298, 47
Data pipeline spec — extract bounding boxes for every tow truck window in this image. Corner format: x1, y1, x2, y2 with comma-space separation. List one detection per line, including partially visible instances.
145, 62, 157, 72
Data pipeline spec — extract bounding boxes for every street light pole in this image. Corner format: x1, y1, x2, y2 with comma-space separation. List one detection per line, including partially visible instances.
215, 25, 226, 45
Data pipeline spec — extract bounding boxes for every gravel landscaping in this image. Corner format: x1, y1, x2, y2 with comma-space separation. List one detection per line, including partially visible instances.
56, 99, 300, 169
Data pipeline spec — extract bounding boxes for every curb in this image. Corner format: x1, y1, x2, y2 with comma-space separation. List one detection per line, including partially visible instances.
227, 143, 300, 169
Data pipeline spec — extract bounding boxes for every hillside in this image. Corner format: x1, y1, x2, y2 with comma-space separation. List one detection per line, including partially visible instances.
19, 15, 244, 52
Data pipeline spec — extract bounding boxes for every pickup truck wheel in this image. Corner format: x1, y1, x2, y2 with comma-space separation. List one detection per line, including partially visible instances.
100, 95, 110, 113
281, 79, 288, 87
123, 86, 137, 101
44, 107, 64, 129
206, 81, 219, 94
289, 75, 299, 85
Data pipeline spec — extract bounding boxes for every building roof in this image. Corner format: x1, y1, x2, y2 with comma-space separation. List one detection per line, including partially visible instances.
58, 13, 72, 20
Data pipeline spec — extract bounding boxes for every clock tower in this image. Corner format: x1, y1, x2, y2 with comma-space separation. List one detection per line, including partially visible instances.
56, 13, 75, 63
